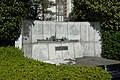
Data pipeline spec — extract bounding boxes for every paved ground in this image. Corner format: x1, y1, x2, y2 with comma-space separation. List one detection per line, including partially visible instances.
72, 57, 120, 79
43, 57, 120, 79
44, 57, 120, 66
75, 57, 120, 66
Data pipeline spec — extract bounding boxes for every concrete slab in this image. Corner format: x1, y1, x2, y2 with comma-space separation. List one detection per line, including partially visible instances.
75, 57, 120, 66
43, 59, 69, 65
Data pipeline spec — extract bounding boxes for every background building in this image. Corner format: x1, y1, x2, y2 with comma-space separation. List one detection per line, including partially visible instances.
47, 0, 72, 21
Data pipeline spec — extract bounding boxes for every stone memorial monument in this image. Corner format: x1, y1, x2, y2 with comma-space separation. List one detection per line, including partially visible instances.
16, 20, 101, 62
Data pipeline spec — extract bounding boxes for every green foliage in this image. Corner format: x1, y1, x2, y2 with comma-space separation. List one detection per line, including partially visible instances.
101, 30, 120, 60
0, 0, 54, 46
70, 0, 120, 60
0, 47, 112, 80
0, 0, 31, 46
70, 0, 120, 30
29, 0, 56, 20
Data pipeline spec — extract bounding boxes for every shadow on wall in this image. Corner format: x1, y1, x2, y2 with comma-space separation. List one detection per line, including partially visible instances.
90, 22, 100, 31
90, 22, 101, 41
22, 20, 34, 38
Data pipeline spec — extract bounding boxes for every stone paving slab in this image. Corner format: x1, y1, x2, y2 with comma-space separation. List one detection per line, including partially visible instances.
43, 57, 120, 66
75, 57, 120, 66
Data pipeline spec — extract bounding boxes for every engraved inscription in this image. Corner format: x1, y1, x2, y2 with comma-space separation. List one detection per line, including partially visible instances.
55, 46, 68, 51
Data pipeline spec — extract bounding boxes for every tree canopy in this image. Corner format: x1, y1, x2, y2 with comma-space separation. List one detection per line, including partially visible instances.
70, 0, 120, 30
28, 0, 56, 20
0, 0, 54, 46
0, 0, 31, 46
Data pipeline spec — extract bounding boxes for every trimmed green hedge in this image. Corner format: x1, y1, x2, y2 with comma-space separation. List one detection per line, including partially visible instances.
0, 47, 111, 80
101, 30, 120, 60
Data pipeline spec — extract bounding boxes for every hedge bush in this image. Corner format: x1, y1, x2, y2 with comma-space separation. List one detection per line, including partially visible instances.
0, 47, 112, 80
101, 30, 120, 60
0, 0, 31, 46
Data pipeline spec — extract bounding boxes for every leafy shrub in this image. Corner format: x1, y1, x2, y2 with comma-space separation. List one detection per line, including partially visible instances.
0, 0, 31, 46
101, 30, 120, 60
0, 47, 112, 80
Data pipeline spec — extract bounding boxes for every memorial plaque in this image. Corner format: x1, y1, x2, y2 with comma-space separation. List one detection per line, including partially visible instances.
55, 46, 68, 51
